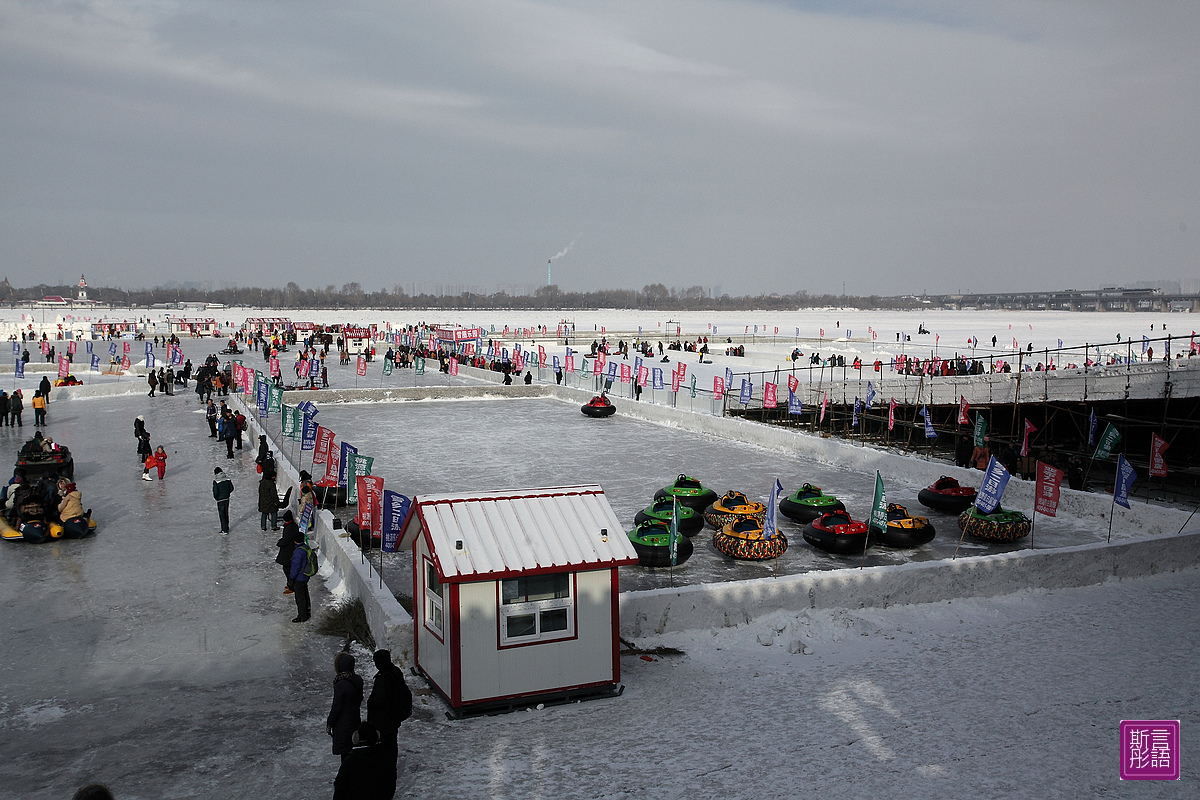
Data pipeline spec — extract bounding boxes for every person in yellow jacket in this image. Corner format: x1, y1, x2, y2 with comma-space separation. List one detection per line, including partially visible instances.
31, 391, 47, 427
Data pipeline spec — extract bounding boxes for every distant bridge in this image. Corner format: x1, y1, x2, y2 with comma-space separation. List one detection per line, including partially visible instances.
924, 288, 1200, 313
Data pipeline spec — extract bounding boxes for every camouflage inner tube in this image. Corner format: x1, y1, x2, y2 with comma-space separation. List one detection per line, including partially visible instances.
703, 490, 767, 529
712, 518, 788, 560
957, 506, 1032, 542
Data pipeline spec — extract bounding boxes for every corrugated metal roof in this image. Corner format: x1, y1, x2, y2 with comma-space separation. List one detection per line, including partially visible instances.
408, 485, 638, 582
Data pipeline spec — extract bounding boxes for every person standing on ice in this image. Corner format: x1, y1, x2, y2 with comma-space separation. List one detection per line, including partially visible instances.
327, 653, 364, 758
205, 399, 218, 438
367, 648, 412, 797
9, 390, 23, 427
212, 467, 234, 534
152, 445, 167, 480
274, 510, 301, 595
289, 536, 314, 622
38, 374, 52, 404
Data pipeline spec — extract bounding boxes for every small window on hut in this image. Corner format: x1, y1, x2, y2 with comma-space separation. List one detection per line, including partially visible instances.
499, 573, 574, 646
424, 561, 444, 636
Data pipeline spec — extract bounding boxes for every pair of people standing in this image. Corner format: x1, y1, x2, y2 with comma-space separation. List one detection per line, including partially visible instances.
329, 650, 412, 799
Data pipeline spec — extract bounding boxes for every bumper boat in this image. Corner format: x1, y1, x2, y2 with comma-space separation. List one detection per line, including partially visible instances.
703, 490, 766, 530
918, 476, 977, 514
712, 517, 788, 561
654, 474, 718, 511
581, 395, 616, 418
957, 506, 1031, 542
802, 510, 870, 555
868, 503, 935, 548
1, 515, 97, 543
15, 448, 75, 483
627, 520, 694, 567
633, 498, 704, 536
779, 483, 845, 524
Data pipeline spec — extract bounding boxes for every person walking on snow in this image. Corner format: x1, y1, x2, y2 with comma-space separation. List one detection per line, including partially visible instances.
147, 369, 158, 397
152, 445, 167, 479
212, 467, 234, 534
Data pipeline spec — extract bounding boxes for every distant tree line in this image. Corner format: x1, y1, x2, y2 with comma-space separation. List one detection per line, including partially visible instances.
0, 280, 926, 311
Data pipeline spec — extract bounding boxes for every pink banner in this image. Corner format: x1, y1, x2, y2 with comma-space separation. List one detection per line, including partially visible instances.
671, 369, 681, 392
1034, 461, 1063, 517
565, 354, 574, 372
123, 341, 130, 354
764, 382, 777, 408
1150, 433, 1169, 478
888, 398, 896, 431
713, 376, 724, 397
620, 363, 631, 383
449, 357, 458, 376
356, 475, 384, 533
638, 365, 649, 386
538, 346, 546, 367
675, 363, 686, 380
68, 341, 77, 354
57, 354, 69, 378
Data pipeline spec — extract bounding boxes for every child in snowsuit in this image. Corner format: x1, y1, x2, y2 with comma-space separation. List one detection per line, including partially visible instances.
153, 446, 167, 479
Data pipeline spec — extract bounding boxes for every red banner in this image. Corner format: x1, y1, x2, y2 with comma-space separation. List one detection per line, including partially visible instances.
592, 356, 602, 375
356, 356, 367, 376
299, 359, 310, 378
323, 443, 340, 484
123, 341, 131, 354
638, 365, 649, 386
1021, 419, 1038, 457
538, 346, 546, 367
1034, 461, 1063, 517
270, 357, 280, 377
1150, 433, 1169, 478
888, 398, 897, 431
764, 382, 777, 408
958, 395, 970, 425
620, 363, 631, 383
121, 355, 131, 371
57, 354, 68, 378
671, 369, 681, 392
565, 354, 574, 372
355, 475, 384, 533
787, 374, 799, 394
675, 363, 686, 380
313, 426, 334, 465
713, 376, 724, 397
68, 340, 77, 354
449, 357, 458, 376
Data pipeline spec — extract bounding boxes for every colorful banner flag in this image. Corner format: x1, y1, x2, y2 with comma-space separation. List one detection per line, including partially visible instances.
763, 382, 777, 408
819, 392, 828, 423
668, 497, 681, 566
146, 352, 156, 369
787, 389, 802, 415
1114, 454, 1137, 509
381, 490, 411, 552
670, 368, 681, 393
1149, 433, 1169, 478
338, 442, 357, 488
763, 478, 784, 539
853, 397, 860, 427
57, 354, 68, 378
788, 374, 799, 394
1021, 419, 1038, 457
739, 378, 752, 405
281, 404, 298, 439
355, 475, 384, 533
651, 367, 664, 390
870, 472, 887, 533
269, 357, 280, 377
123, 341, 130, 354
975, 456, 1011, 514
68, 340, 77, 354
256, 379, 269, 418
1088, 408, 1098, 446
920, 406, 936, 438
267, 385, 283, 414
14, 359, 24, 379
888, 398, 897, 431
449, 357, 458, 376
90, 354, 100, 372
121, 354, 131, 372
298, 501, 315, 536
1034, 461, 1063, 517
725, 367, 734, 392
958, 395, 970, 425
1093, 423, 1121, 461
713, 375, 724, 397
356, 355, 367, 376
606, 361, 617, 381
301, 411, 318, 451
973, 411, 987, 447
415, 356, 425, 375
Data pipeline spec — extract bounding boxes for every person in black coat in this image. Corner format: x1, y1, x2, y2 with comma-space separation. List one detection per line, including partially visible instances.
38, 375, 52, 403
274, 511, 301, 594
333, 722, 390, 800
367, 649, 411, 798
328, 653, 364, 759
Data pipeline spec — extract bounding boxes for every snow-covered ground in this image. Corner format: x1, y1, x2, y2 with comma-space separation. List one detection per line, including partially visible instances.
0, 308, 1196, 798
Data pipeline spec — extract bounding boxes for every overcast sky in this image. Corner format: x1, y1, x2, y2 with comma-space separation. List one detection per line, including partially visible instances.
1, 1, 1197, 296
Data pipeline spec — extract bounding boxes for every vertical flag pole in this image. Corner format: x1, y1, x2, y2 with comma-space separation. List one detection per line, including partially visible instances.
1107, 495, 1116, 543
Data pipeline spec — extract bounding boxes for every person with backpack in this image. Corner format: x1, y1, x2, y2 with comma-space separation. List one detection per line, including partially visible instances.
289, 534, 315, 622
367, 648, 412, 797
212, 467, 234, 534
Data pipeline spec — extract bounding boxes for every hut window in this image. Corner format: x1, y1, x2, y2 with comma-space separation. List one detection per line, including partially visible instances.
424, 560, 444, 635
499, 573, 574, 645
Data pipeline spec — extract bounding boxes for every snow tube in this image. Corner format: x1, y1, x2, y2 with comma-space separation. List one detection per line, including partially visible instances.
802, 510, 870, 555
627, 520, 694, 567
633, 499, 704, 536
654, 475, 718, 511
779, 484, 845, 524
712, 518, 788, 561
958, 506, 1031, 542
0, 515, 97, 543
581, 397, 616, 418
702, 490, 766, 530
917, 476, 977, 514
313, 484, 350, 507
868, 504, 935, 548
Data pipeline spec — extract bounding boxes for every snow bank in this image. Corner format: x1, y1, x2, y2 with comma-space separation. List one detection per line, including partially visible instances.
230, 394, 415, 661
619, 529, 1200, 637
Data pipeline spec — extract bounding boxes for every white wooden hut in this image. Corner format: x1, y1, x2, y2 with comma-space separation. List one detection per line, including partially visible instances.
398, 485, 638, 715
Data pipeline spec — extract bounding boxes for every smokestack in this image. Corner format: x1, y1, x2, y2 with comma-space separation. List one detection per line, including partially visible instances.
548, 259, 552, 287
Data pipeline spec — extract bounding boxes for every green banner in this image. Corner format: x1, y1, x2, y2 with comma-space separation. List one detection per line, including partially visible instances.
415, 356, 425, 375
281, 404, 297, 437
1093, 423, 1121, 461
973, 412, 987, 447
267, 385, 283, 414
689, 374, 697, 398
869, 471, 888, 533
345, 452, 375, 503
382, 359, 393, 376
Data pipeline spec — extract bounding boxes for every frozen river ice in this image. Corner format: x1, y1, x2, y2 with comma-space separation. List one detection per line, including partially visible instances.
302, 396, 1110, 597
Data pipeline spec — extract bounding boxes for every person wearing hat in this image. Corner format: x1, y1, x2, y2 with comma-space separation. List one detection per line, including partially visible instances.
9, 389, 22, 427
367, 649, 412, 796
212, 467, 234, 534
333, 721, 389, 799
327, 653, 363, 758
274, 510, 302, 595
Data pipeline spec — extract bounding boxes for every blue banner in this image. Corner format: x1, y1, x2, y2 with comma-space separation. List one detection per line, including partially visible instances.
975, 456, 1011, 514
145, 342, 153, 356
652, 367, 663, 390
853, 397, 860, 427
501, 348, 509, 363
739, 378, 752, 405
11, 342, 17, 355
1088, 409, 1097, 446
866, 381, 876, 408
1114, 454, 1137, 509
552, 355, 560, 370
787, 389, 802, 415
14, 359, 23, 379
725, 367, 734, 390
1141, 335, 1148, 354
382, 490, 411, 553
338, 441, 357, 488
296, 400, 319, 418
634, 356, 642, 374
920, 405, 936, 438
90, 354, 100, 372
301, 412, 318, 451
298, 501, 315, 535
607, 361, 617, 380
109, 342, 118, 356
763, 478, 783, 539
256, 379, 269, 418
86, 341, 93, 354
147, 352, 156, 369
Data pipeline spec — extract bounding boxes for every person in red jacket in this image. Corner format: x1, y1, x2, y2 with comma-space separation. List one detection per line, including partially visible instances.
153, 445, 168, 479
